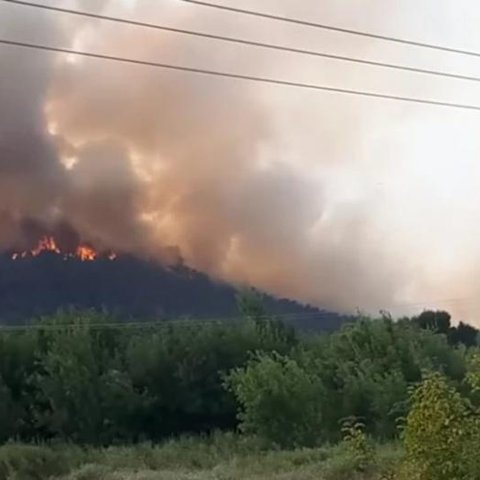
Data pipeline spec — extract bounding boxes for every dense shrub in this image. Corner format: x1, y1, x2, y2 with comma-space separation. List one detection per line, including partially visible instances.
226, 318, 468, 446
226, 352, 325, 447
401, 373, 474, 479
399, 360, 480, 480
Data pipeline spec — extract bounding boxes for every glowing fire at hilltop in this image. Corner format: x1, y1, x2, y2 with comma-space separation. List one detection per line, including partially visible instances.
11, 236, 117, 262
32, 236, 60, 256
75, 245, 97, 261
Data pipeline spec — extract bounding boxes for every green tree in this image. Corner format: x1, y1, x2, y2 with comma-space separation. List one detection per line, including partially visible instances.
225, 352, 324, 447
414, 310, 451, 335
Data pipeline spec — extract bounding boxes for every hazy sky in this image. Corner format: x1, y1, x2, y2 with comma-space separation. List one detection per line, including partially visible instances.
2, 0, 480, 320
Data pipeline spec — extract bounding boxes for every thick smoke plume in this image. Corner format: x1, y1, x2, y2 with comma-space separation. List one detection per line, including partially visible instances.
2, 0, 480, 317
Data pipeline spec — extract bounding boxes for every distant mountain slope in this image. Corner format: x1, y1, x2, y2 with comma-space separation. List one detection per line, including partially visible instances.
0, 253, 348, 330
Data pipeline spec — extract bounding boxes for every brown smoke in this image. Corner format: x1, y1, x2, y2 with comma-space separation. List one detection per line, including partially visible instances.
7, 0, 474, 315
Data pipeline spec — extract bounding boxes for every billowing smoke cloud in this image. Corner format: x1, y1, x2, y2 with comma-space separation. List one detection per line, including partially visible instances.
0, 0, 159, 255
2, 0, 480, 317
0, 4, 63, 249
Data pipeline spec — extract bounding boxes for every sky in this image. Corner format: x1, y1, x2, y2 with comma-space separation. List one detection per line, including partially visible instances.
2, 0, 480, 320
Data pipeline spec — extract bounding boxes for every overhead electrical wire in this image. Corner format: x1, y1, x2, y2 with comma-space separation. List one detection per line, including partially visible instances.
0, 312, 346, 331
4, 0, 480, 84
1, 38, 480, 112
180, 0, 480, 59
1, 296, 479, 332
0, 319, 227, 332
1, 297, 474, 332
0, 313, 397, 331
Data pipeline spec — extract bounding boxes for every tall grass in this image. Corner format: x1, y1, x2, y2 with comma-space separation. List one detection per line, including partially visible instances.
0, 433, 402, 480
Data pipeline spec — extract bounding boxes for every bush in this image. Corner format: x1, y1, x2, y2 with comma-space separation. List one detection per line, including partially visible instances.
340, 418, 374, 472
225, 352, 324, 447
401, 372, 480, 480
301, 318, 466, 439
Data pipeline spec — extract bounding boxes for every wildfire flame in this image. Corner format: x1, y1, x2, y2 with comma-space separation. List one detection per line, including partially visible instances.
10, 236, 117, 262
31, 236, 60, 256
76, 245, 97, 262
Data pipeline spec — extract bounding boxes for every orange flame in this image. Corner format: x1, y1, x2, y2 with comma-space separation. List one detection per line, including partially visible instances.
76, 245, 97, 262
11, 236, 117, 262
31, 236, 60, 256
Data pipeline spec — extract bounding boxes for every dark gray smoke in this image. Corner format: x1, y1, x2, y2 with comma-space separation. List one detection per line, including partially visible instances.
0, 4, 64, 249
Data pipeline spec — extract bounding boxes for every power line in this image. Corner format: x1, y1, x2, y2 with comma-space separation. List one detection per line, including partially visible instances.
0, 319, 226, 332
181, 0, 480, 59
0, 310, 348, 328
1, 298, 479, 332
4, 0, 480, 84
0, 301, 476, 332
0, 312, 346, 332
2, 39, 480, 112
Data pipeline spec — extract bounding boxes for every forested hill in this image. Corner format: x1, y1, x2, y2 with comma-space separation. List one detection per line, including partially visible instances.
0, 253, 347, 329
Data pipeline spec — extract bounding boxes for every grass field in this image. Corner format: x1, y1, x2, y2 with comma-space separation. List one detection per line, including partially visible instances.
0, 433, 402, 480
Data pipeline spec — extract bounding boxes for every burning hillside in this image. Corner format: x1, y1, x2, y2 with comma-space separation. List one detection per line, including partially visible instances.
10, 236, 117, 262
0, 246, 346, 331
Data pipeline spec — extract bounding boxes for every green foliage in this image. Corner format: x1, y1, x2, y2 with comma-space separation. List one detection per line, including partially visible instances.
0, 304, 296, 444
301, 318, 465, 439
450, 322, 479, 347
0, 306, 476, 451
236, 288, 297, 347
27, 312, 140, 443
225, 317, 469, 448
410, 310, 479, 347
340, 418, 374, 472
401, 372, 480, 480
225, 352, 324, 447
0, 331, 38, 441
236, 288, 268, 323
466, 351, 480, 394
0, 380, 14, 443
414, 310, 451, 335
